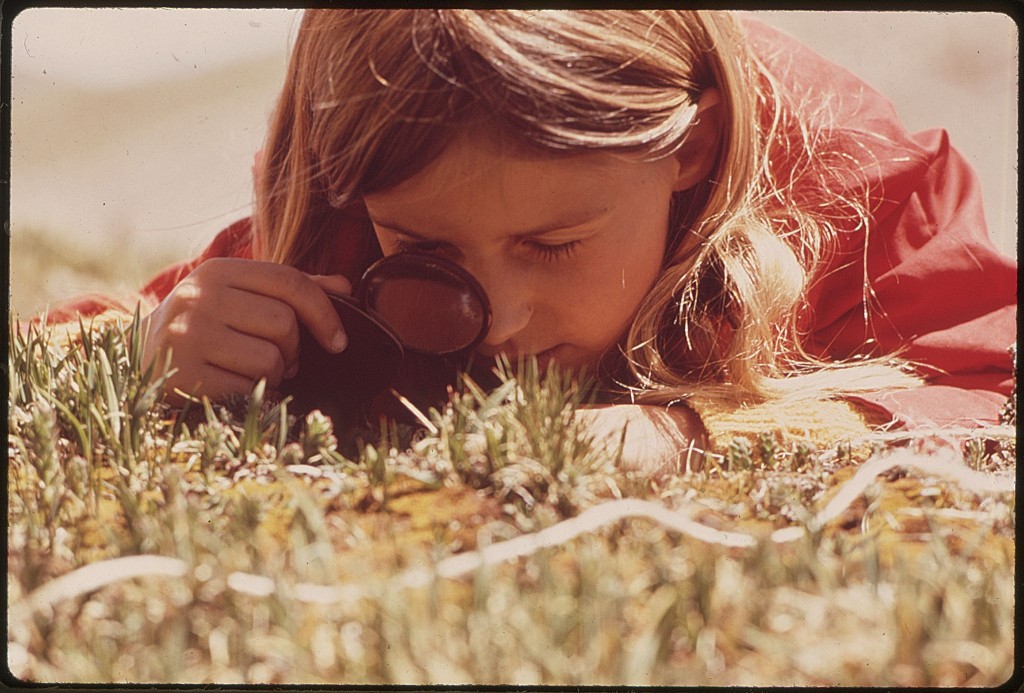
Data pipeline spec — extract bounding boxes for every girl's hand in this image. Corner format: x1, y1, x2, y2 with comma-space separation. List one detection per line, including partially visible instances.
574, 403, 708, 478
140, 258, 352, 403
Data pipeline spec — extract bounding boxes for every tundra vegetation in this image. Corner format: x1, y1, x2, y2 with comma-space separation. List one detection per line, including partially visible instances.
7, 312, 1016, 686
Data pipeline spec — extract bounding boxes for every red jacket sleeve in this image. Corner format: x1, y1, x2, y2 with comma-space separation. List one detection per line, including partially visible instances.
137, 217, 256, 304
43, 202, 377, 325
746, 18, 1017, 428
810, 128, 1016, 428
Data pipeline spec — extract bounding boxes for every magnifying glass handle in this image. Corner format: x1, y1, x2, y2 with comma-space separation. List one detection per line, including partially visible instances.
280, 292, 405, 423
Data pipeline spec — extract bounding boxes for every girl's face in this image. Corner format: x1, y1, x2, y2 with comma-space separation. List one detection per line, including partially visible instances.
362, 131, 694, 372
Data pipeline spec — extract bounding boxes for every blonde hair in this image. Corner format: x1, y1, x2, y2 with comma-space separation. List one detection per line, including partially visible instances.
255, 9, 918, 406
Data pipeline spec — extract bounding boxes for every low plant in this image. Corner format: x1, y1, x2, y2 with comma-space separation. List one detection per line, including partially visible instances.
6, 314, 1016, 686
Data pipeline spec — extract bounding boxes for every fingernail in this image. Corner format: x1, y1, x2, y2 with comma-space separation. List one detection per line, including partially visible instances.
331, 330, 348, 353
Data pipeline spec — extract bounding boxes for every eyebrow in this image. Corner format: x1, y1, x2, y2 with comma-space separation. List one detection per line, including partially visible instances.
373, 208, 609, 241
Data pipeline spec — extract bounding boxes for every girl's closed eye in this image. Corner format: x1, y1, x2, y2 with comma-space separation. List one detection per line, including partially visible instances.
526, 238, 582, 262
388, 232, 583, 263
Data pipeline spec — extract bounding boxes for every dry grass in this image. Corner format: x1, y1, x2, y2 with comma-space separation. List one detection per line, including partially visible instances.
6, 314, 1016, 686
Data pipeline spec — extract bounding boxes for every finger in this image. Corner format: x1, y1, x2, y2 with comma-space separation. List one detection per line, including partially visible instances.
192, 368, 260, 402
164, 364, 256, 404
218, 287, 301, 371
308, 273, 353, 297
211, 260, 348, 353
202, 324, 288, 386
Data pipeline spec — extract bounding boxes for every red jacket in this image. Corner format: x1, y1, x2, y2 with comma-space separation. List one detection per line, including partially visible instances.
48, 19, 1016, 429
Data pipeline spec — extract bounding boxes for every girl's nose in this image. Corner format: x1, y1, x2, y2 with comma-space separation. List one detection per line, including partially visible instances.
475, 269, 532, 348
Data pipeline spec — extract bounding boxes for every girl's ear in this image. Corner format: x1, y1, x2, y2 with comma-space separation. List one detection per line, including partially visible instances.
673, 88, 723, 192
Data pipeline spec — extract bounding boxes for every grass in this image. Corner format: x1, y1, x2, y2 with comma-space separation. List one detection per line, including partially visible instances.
6, 312, 1017, 686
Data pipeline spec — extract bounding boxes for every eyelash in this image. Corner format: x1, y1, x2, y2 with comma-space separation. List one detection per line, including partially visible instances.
527, 240, 582, 262
393, 239, 583, 263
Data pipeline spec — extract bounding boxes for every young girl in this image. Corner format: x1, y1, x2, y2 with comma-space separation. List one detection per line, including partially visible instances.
50, 10, 1017, 475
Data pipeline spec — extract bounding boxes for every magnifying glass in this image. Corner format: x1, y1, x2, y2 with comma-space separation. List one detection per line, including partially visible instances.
282, 252, 492, 418
358, 252, 492, 355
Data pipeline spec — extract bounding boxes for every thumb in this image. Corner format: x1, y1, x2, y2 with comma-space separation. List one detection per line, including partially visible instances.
308, 274, 353, 297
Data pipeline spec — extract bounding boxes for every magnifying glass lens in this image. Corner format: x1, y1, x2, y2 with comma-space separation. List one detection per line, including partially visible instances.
370, 277, 485, 353
361, 254, 491, 356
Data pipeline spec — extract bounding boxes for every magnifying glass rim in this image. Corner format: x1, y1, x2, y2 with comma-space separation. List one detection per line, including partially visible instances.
356, 252, 493, 356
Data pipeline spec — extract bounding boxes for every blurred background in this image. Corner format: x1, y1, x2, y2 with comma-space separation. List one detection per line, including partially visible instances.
9, 9, 1018, 317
